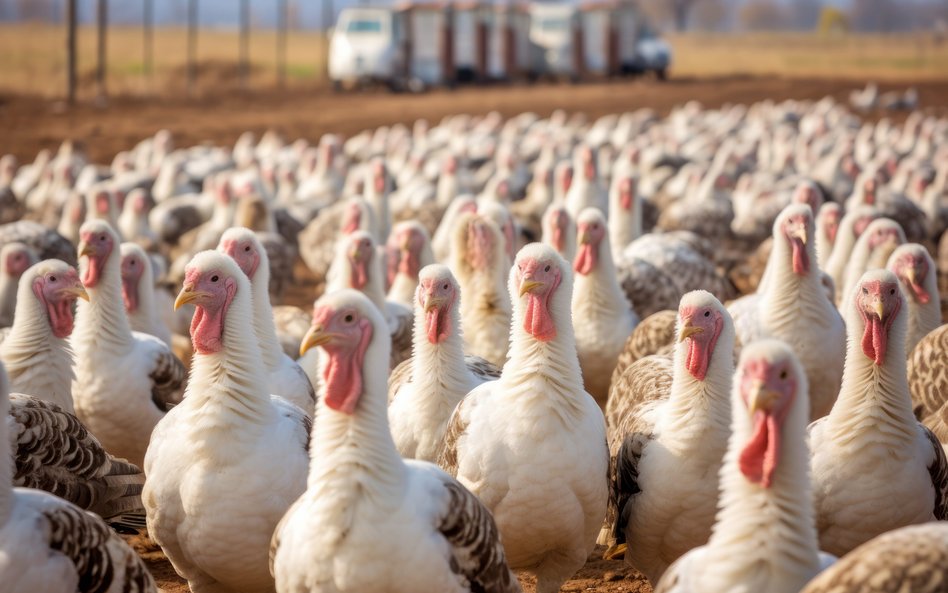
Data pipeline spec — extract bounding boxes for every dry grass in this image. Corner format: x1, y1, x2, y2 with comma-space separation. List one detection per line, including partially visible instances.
667, 32, 948, 81
1, 25, 947, 100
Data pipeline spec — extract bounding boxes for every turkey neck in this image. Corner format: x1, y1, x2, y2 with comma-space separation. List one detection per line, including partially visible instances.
906, 284, 940, 353
573, 244, 633, 319
75, 251, 134, 351
1, 283, 74, 409
609, 195, 641, 256
760, 236, 828, 330
828, 306, 916, 448
504, 274, 585, 424
700, 387, 820, 593
0, 271, 19, 326
248, 252, 285, 373
659, 328, 734, 453
186, 282, 274, 439
410, 301, 473, 412
309, 327, 403, 502
0, 375, 11, 526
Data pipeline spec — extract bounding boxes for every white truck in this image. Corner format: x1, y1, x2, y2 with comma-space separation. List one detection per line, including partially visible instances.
328, 8, 407, 90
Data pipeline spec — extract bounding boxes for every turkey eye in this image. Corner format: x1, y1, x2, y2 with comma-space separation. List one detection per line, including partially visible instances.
704, 310, 710, 317
544, 265, 551, 272
244, 245, 251, 252
49, 276, 56, 282
99, 235, 106, 241
210, 275, 219, 282
890, 289, 895, 295
442, 283, 449, 290
344, 314, 354, 323
862, 287, 869, 295
780, 370, 788, 380
130, 260, 136, 266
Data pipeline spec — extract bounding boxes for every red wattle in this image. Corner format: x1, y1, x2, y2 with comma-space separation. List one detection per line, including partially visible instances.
82, 255, 105, 288
862, 316, 888, 366
790, 238, 809, 276
47, 299, 75, 339
620, 190, 633, 210
574, 244, 597, 275
121, 276, 139, 312
551, 224, 565, 251
523, 293, 556, 341
350, 259, 368, 290
739, 412, 780, 488
468, 224, 492, 270
910, 282, 931, 304
322, 319, 372, 414
425, 307, 450, 344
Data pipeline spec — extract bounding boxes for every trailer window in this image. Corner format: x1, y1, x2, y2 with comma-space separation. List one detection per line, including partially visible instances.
538, 17, 569, 32
346, 19, 383, 33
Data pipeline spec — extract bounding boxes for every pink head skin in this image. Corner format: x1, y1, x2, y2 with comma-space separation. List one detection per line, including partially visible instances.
890, 248, 931, 305
346, 235, 374, 290
393, 225, 426, 281
557, 164, 574, 194
220, 235, 261, 281
78, 227, 116, 288
444, 155, 458, 175
579, 147, 596, 181
818, 204, 842, 245
342, 201, 363, 235
515, 255, 562, 342
129, 190, 149, 214
371, 161, 386, 194
547, 208, 570, 253
120, 251, 146, 313
677, 303, 725, 381
305, 303, 373, 414
4, 247, 33, 279
853, 213, 877, 237
842, 156, 861, 180
855, 277, 902, 366
618, 177, 636, 211
862, 178, 878, 205
792, 183, 821, 214
32, 265, 86, 338
574, 214, 606, 276
95, 191, 111, 215
737, 355, 797, 488
68, 194, 86, 224
467, 218, 496, 271
417, 270, 457, 344
179, 265, 238, 355
781, 209, 811, 276
867, 223, 902, 251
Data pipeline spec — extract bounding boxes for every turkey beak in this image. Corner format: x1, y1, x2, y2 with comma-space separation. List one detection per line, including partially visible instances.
678, 321, 703, 342
300, 326, 332, 356
747, 380, 779, 415
174, 285, 211, 310
577, 229, 590, 245
904, 267, 917, 286
790, 225, 807, 244
78, 242, 95, 258
424, 295, 446, 312
61, 285, 90, 301
519, 279, 543, 297
872, 299, 885, 321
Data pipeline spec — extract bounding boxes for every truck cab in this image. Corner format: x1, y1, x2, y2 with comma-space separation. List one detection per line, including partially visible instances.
329, 8, 406, 89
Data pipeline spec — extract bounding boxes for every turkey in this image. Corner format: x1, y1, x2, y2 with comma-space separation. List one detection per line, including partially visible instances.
608, 174, 642, 257
117, 188, 159, 252
809, 269, 948, 557
540, 204, 576, 263
800, 523, 948, 593
814, 202, 842, 270
603, 291, 734, 585
326, 230, 413, 368
909, 324, 948, 434
655, 340, 835, 593
273, 289, 520, 593
432, 195, 477, 262
1, 259, 86, 412
0, 220, 76, 266
450, 213, 512, 368
571, 208, 638, 408
729, 204, 846, 421
120, 243, 172, 346
385, 220, 435, 307
438, 243, 608, 593
840, 217, 905, 306
824, 205, 880, 292
144, 250, 310, 593
887, 243, 940, 356
71, 221, 187, 468
0, 242, 38, 328
564, 144, 607, 217
218, 227, 316, 413
388, 264, 500, 462
0, 363, 158, 593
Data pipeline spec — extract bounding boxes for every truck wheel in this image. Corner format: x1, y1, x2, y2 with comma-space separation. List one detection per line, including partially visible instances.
656, 68, 668, 81
332, 80, 343, 92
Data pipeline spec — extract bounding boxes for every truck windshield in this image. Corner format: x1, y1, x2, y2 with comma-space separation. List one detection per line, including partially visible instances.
538, 17, 569, 32
346, 19, 383, 33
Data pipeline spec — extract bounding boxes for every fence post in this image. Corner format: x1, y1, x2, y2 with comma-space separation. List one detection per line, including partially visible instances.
144, 0, 153, 85
239, 0, 249, 90
96, 0, 108, 101
277, 0, 287, 88
66, 0, 77, 104
188, 0, 198, 97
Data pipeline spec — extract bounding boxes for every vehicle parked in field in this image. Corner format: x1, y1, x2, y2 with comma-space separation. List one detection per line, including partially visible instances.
328, 8, 407, 90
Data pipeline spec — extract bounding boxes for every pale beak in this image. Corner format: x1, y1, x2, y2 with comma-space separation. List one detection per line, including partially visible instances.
578, 230, 591, 245
78, 242, 95, 258
401, 237, 412, 252
905, 268, 917, 286
300, 326, 332, 356
678, 322, 703, 342
424, 295, 446, 313
174, 285, 211, 310
61, 285, 89, 301
789, 226, 807, 244
747, 381, 780, 414
519, 279, 543, 297
873, 300, 885, 321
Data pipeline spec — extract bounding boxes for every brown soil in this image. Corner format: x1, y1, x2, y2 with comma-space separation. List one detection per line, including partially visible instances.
3, 76, 948, 165
124, 533, 651, 593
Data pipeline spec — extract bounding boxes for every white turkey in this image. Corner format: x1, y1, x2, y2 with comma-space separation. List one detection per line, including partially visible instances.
840, 217, 905, 306
540, 204, 576, 263
571, 208, 638, 408
655, 340, 835, 593
438, 243, 608, 593
71, 220, 187, 468
809, 269, 948, 557
0, 363, 158, 593
385, 220, 435, 307
0, 242, 38, 328
1, 259, 86, 412
144, 250, 310, 593
886, 243, 940, 356
565, 144, 607, 218
608, 174, 642, 258
814, 201, 842, 270
824, 205, 880, 292
449, 213, 512, 368
218, 227, 316, 413
272, 289, 520, 593
119, 243, 172, 346
388, 264, 500, 462
604, 291, 735, 585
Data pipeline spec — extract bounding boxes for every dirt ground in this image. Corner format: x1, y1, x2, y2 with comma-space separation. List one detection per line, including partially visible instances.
3, 75, 948, 165
125, 533, 651, 593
